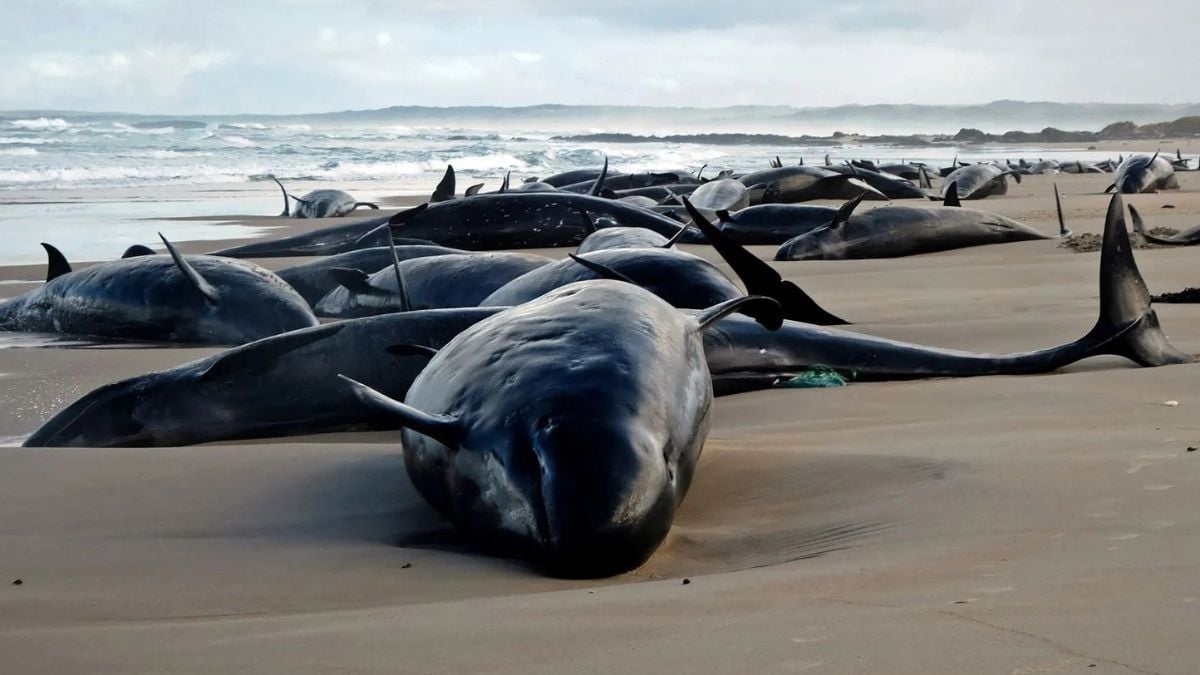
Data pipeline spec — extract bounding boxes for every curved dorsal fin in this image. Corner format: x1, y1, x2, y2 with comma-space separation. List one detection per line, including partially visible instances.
386, 344, 439, 358
1053, 183, 1071, 237
465, 183, 484, 196
499, 170, 511, 193
121, 244, 155, 259
158, 233, 218, 304
695, 163, 707, 180
661, 221, 692, 248
943, 181, 962, 207
589, 157, 609, 197
270, 175, 291, 216
567, 253, 637, 285
431, 165, 455, 202
572, 206, 597, 235
830, 193, 865, 228
200, 324, 344, 382
681, 197, 848, 326
387, 202, 430, 226
337, 375, 461, 447
40, 243, 72, 282
694, 295, 782, 332
328, 267, 381, 295
386, 234, 411, 312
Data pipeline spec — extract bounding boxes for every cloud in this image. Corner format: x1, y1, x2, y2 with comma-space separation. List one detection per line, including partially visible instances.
0, 0, 1196, 113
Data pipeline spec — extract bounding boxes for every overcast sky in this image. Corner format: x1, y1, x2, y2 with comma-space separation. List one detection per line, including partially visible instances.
2, 0, 1196, 114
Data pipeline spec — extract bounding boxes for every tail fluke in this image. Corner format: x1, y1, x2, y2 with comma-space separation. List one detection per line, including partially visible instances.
1083, 194, 1193, 366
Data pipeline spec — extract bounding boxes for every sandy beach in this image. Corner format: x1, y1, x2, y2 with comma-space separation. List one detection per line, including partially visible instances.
2, 171, 1199, 673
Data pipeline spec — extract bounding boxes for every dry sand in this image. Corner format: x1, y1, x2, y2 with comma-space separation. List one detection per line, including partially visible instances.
2, 172, 1199, 673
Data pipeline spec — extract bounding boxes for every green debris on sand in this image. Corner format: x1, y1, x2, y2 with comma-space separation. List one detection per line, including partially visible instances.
776, 366, 848, 389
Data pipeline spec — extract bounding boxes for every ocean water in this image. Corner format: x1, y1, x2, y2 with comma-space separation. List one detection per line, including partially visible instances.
0, 115, 1128, 193
0, 114, 1132, 265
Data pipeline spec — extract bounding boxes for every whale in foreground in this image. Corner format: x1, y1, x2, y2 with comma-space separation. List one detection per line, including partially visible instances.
340, 281, 782, 577
0, 236, 317, 345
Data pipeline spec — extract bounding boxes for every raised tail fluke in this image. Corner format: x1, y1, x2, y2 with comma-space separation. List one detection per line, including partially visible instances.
1083, 194, 1193, 366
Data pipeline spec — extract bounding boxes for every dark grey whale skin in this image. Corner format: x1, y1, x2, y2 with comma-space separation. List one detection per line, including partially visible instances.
277, 244, 464, 305
386, 193, 706, 249
24, 195, 1190, 450
0, 254, 317, 346
315, 252, 552, 318
341, 281, 746, 577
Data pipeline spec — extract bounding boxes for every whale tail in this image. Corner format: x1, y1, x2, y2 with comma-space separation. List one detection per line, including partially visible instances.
270, 175, 291, 217
1081, 194, 1192, 366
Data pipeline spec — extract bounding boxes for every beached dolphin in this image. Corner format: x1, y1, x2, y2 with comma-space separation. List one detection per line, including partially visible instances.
276, 244, 465, 306
820, 165, 929, 199
315, 251, 552, 318
559, 171, 692, 193
737, 165, 886, 204
22, 309, 500, 448
575, 218, 689, 253
686, 178, 750, 211
24, 195, 1189, 449
774, 189, 1066, 260
210, 205, 439, 258
1127, 204, 1200, 246
707, 197, 1191, 391
1059, 160, 1104, 174
0, 236, 317, 345
1026, 160, 1060, 175
271, 176, 379, 218
385, 192, 704, 249
1107, 153, 1179, 194
339, 281, 782, 576
707, 203, 844, 244
940, 164, 1022, 200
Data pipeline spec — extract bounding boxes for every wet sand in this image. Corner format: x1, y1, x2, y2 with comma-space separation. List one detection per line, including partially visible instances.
2, 171, 1199, 673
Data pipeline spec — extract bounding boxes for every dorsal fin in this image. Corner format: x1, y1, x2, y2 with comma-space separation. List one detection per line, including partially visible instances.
694, 296, 782, 332
499, 170, 511, 193
681, 197, 848, 326
695, 164, 707, 180
328, 267, 385, 295
798, 157, 804, 166
158, 233, 218, 304
589, 157, 608, 197
465, 183, 483, 196
387, 202, 430, 227
918, 165, 931, 189
199, 324, 345, 382
386, 235, 411, 312
943, 181, 962, 207
567, 253, 637, 284
386, 344, 439, 358
830, 194, 865, 228
290, 194, 311, 205
431, 165, 455, 202
661, 222, 691, 248
823, 153, 830, 166
1177, 148, 1183, 162
40, 243, 72, 282
1127, 203, 1149, 245
270, 175, 291, 217
1149, 150, 1160, 164
715, 209, 732, 222
1053, 183, 1071, 237
337, 375, 461, 447
121, 244, 155, 259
